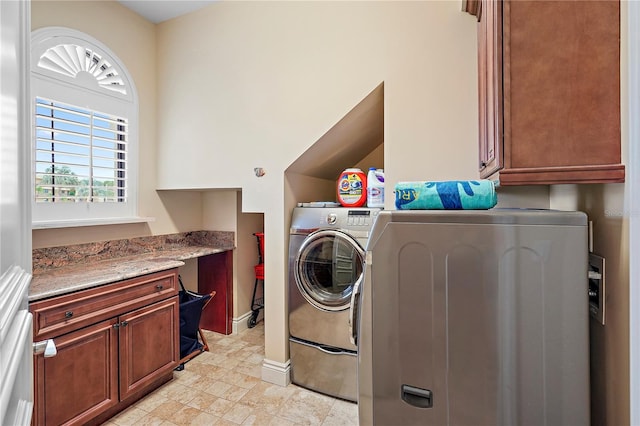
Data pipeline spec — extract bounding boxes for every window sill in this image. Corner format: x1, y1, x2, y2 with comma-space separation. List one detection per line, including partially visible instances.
32, 217, 156, 230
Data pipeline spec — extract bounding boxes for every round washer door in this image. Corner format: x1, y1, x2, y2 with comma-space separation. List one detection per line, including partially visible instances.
294, 229, 365, 311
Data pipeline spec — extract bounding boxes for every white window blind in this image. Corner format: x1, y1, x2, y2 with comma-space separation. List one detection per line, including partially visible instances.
34, 97, 128, 204
31, 27, 139, 226
37, 43, 127, 96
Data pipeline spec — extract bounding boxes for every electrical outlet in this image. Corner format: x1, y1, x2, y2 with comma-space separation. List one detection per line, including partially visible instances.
588, 253, 605, 325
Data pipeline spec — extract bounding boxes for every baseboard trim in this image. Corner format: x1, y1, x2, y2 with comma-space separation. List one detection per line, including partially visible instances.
261, 358, 291, 387
233, 311, 253, 334
233, 310, 264, 334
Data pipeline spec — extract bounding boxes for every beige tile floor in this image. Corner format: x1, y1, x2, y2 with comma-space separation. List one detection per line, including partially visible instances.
102, 321, 359, 425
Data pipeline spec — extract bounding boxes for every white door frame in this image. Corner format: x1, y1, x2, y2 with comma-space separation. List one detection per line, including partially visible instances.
628, 1, 640, 423
0, 0, 33, 424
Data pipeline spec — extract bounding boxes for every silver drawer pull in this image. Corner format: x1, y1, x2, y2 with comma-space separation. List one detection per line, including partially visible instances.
156, 284, 164, 290
65, 311, 73, 318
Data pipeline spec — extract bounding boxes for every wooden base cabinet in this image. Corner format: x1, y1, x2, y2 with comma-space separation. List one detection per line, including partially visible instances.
467, 0, 624, 185
30, 269, 180, 426
119, 299, 178, 400
35, 318, 119, 426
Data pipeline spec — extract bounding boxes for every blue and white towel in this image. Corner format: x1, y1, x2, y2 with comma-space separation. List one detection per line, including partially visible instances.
395, 180, 497, 210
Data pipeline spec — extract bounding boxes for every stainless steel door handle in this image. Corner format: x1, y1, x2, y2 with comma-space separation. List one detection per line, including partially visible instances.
349, 274, 363, 346
33, 339, 57, 357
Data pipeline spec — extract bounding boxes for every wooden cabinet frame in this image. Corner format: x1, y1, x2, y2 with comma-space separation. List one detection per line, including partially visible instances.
31, 269, 179, 426
470, 0, 624, 185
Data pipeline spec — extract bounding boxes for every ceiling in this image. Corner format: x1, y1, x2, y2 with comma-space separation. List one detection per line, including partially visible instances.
117, 0, 217, 24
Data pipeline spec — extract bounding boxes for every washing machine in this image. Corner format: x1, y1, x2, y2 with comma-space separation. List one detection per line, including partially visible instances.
288, 206, 380, 402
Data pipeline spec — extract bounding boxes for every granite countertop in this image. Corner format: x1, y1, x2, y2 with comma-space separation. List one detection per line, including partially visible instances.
30, 231, 234, 302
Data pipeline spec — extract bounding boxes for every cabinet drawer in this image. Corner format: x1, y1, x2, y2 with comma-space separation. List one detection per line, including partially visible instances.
31, 269, 178, 340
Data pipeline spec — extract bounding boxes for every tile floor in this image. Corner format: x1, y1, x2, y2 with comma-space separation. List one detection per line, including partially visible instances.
103, 322, 359, 425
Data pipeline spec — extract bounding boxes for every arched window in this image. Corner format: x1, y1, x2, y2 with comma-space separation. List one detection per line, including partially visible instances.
31, 27, 138, 227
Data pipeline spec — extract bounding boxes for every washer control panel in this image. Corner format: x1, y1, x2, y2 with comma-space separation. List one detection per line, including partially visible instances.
296, 207, 380, 229
346, 210, 375, 226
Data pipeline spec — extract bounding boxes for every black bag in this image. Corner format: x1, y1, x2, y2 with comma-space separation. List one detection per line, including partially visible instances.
178, 276, 211, 359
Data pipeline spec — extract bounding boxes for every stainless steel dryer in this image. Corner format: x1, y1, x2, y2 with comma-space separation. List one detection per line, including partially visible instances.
288, 206, 380, 402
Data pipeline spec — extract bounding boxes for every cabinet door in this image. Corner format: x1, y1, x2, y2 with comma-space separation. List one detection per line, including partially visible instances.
478, 0, 503, 178
501, 0, 622, 184
198, 251, 233, 335
118, 296, 179, 400
33, 318, 119, 426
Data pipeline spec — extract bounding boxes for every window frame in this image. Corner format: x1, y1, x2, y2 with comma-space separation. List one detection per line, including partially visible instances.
30, 27, 139, 228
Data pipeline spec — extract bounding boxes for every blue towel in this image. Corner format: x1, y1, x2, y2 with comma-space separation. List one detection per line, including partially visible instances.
395, 180, 497, 210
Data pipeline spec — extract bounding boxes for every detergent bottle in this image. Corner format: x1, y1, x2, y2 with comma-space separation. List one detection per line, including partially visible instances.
366, 168, 385, 208
337, 168, 367, 207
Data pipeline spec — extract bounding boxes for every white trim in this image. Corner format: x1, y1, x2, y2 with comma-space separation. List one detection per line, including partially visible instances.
32, 216, 155, 229
11, 400, 33, 426
0, 310, 32, 422
233, 310, 264, 335
0, 2, 33, 424
629, 1, 640, 424
0, 266, 31, 343
233, 311, 252, 335
261, 358, 291, 387
20, 0, 32, 271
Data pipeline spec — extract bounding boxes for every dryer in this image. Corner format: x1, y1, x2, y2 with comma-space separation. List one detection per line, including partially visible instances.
288, 206, 380, 402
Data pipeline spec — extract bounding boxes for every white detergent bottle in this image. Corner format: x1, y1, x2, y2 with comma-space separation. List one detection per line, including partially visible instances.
367, 167, 385, 208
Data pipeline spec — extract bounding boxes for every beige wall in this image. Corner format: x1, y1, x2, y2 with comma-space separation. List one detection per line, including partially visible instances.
30, 2, 630, 422
201, 190, 265, 323
236, 197, 265, 325
31, 0, 204, 249
155, 0, 480, 369
30, 0, 264, 359
546, 6, 630, 426
156, 1, 481, 194
550, 184, 628, 426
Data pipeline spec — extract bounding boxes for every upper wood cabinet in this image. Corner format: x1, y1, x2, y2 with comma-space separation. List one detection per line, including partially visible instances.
467, 0, 624, 185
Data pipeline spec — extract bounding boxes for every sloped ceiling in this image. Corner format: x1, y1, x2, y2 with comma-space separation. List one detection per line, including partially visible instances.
286, 83, 384, 180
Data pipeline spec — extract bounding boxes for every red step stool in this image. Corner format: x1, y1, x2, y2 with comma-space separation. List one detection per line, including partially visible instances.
248, 232, 264, 328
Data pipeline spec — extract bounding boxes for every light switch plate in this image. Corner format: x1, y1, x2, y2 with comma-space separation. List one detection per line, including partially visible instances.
589, 253, 605, 325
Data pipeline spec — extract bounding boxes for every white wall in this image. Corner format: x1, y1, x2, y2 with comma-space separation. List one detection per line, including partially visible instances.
156, 0, 479, 377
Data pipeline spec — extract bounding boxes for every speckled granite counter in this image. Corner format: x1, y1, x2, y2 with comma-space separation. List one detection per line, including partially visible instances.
30, 231, 234, 302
